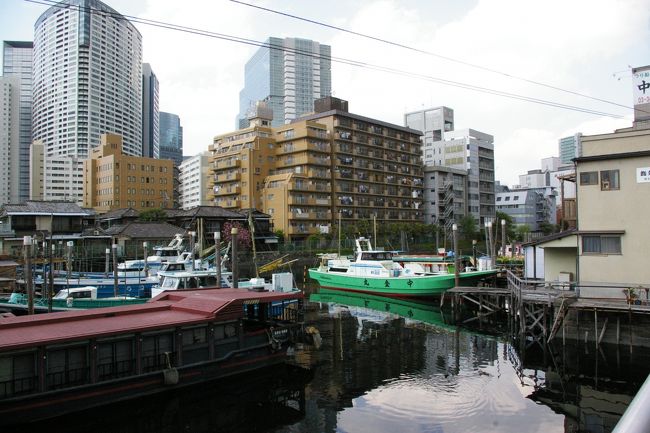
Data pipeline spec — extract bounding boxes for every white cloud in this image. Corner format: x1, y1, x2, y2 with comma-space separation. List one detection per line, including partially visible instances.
2, 0, 648, 182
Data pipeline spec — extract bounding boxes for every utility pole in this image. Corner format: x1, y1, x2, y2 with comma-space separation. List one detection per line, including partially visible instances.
143, 241, 149, 276
104, 248, 110, 277
501, 219, 507, 257
214, 231, 221, 287
49, 243, 54, 313
231, 227, 238, 288
66, 241, 74, 298
24, 236, 33, 315
452, 224, 459, 288
112, 244, 118, 297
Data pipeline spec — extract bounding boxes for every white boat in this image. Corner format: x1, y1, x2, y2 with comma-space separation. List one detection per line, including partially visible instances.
151, 270, 297, 298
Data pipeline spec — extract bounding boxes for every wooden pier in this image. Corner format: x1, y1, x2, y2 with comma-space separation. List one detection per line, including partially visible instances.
444, 270, 650, 348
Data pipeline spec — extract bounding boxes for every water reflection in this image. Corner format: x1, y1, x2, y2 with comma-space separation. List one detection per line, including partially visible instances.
287, 289, 648, 433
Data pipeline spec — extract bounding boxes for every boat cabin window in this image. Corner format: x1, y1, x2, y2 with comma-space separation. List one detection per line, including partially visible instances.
0, 351, 37, 398
46, 345, 88, 390
214, 322, 239, 358
157, 250, 178, 257
186, 277, 200, 289
97, 338, 135, 381
200, 276, 218, 287
69, 290, 92, 299
165, 263, 185, 271
141, 332, 174, 372
182, 326, 209, 365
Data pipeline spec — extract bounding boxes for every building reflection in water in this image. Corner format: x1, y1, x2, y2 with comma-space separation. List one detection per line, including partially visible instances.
288, 289, 648, 433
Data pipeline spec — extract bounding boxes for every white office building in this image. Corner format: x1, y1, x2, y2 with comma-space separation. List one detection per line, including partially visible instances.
33, 0, 143, 203
179, 152, 211, 209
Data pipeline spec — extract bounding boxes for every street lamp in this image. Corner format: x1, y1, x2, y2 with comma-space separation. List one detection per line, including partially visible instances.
23, 236, 33, 315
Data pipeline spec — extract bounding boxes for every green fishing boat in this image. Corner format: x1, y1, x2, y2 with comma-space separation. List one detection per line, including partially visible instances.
308, 238, 497, 298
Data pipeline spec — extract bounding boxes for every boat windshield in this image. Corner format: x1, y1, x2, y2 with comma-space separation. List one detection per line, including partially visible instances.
360, 252, 393, 261
161, 277, 179, 289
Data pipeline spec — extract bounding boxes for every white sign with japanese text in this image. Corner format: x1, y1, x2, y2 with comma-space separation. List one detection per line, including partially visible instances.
637, 167, 650, 183
633, 68, 650, 105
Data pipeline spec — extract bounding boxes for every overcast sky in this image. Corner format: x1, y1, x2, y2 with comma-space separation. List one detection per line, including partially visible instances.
2, 0, 648, 185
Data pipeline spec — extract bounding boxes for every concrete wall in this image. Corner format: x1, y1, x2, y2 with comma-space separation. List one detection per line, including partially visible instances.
543, 247, 577, 282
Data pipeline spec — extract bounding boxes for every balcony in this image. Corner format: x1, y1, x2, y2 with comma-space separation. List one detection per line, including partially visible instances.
222, 200, 241, 208
307, 169, 331, 179
215, 186, 240, 196
214, 159, 241, 170
287, 225, 320, 235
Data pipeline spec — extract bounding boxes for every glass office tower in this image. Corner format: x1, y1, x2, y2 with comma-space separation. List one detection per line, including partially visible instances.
237, 37, 331, 128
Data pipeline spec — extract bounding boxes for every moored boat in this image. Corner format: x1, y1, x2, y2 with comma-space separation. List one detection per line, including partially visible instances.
308, 238, 497, 298
0, 287, 304, 425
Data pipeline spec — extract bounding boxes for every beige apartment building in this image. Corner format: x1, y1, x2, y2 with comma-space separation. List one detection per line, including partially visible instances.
575, 124, 650, 298
208, 98, 424, 241
83, 133, 174, 213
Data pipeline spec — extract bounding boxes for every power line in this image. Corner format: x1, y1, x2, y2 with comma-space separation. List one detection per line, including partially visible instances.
26, 0, 626, 119
230, 0, 636, 113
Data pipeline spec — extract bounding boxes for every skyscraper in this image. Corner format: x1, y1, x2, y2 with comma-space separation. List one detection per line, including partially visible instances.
159, 112, 183, 166
237, 37, 331, 128
142, 63, 159, 158
0, 76, 19, 206
558, 133, 582, 164
2, 41, 33, 204
33, 0, 143, 203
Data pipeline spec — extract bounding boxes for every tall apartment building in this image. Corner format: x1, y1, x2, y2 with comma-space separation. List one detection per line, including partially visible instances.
159, 112, 183, 166
443, 129, 495, 224
405, 108, 495, 226
2, 41, 33, 204
210, 98, 423, 241
0, 76, 19, 206
237, 37, 331, 129
559, 133, 582, 164
423, 166, 467, 228
142, 63, 160, 159
179, 152, 211, 209
83, 133, 173, 213
33, 0, 143, 203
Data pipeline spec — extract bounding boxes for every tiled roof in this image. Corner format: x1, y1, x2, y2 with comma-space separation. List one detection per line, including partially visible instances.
104, 222, 185, 239
97, 208, 140, 220
168, 206, 245, 219
0, 201, 95, 217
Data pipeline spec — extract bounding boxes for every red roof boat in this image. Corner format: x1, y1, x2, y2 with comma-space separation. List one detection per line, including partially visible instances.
0, 287, 304, 425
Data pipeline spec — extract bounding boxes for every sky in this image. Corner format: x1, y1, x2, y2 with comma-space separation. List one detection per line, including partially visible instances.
1, 0, 648, 186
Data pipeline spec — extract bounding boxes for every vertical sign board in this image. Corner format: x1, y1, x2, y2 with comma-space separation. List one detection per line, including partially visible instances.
637, 167, 650, 183
632, 66, 650, 121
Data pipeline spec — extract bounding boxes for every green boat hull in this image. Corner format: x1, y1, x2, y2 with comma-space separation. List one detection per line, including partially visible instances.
308, 268, 496, 298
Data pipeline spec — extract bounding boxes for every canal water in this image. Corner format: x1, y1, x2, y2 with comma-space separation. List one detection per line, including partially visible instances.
17, 287, 650, 433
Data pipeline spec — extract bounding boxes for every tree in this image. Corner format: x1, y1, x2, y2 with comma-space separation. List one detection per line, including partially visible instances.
138, 208, 167, 222
221, 221, 252, 250
538, 221, 557, 236
457, 215, 478, 242
274, 230, 285, 245
515, 224, 531, 242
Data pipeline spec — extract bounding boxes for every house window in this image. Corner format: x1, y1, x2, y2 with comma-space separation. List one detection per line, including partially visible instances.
579, 171, 598, 185
582, 235, 621, 254
600, 170, 620, 191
